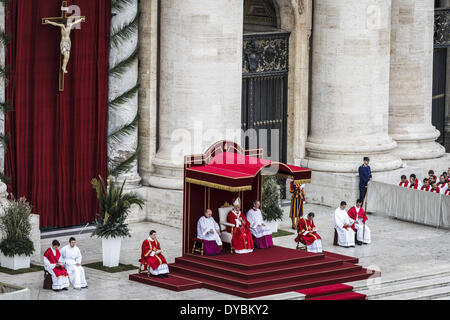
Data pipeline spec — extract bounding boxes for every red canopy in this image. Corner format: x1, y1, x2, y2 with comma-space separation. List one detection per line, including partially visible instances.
185, 152, 311, 192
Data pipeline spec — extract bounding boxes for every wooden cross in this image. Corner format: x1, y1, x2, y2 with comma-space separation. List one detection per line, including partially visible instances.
42, 1, 86, 91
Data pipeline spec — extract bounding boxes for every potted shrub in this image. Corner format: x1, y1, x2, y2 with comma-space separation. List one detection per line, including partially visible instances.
261, 175, 283, 233
0, 198, 35, 270
91, 176, 144, 267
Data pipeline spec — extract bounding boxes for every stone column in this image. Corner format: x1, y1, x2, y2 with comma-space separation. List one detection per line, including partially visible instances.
148, 0, 243, 190
303, 0, 402, 173
108, 0, 141, 187
138, 0, 159, 186
389, 0, 445, 159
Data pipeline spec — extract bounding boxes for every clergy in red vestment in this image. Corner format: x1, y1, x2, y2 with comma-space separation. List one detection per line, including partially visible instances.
445, 182, 450, 196
43, 240, 70, 292
409, 174, 421, 190
347, 199, 371, 245
399, 175, 409, 188
421, 178, 431, 192
295, 212, 322, 253
227, 197, 254, 254
430, 182, 441, 194
428, 170, 437, 184
438, 175, 448, 195
141, 230, 169, 278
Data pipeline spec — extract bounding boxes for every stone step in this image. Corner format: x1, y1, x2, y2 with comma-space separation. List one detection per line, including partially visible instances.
373, 285, 450, 300
359, 275, 450, 300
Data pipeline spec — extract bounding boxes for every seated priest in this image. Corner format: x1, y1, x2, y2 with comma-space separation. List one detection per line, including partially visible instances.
295, 212, 322, 253
141, 230, 169, 278
399, 175, 409, 187
60, 237, 88, 290
334, 201, 355, 248
246, 200, 273, 249
347, 200, 371, 245
43, 240, 70, 292
227, 197, 254, 254
197, 209, 222, 255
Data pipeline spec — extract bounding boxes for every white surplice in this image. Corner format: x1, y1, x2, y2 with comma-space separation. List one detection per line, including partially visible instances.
197, 216, 222, 245
60, 245, 88, 289
246, 208, 271, 238
43, 248, 70, 290
348, 207, 371, 244
334, 207, 355, 247
148, 238, 169, 275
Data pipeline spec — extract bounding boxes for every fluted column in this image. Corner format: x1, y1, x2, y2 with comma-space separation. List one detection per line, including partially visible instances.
303, 0, 402, 173
148, 0, 243, 190
389, 0, 445, 159
108, 0, 141, 187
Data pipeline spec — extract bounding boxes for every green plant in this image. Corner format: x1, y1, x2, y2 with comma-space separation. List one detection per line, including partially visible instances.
91, 175, 145, 239
0, 197, 35, 257
261, 175, 284, 222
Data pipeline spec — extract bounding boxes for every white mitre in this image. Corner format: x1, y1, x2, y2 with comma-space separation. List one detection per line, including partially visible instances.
233, 197, 241, 206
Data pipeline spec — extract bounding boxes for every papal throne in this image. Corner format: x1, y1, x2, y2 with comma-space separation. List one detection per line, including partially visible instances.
217, 202, 235, 253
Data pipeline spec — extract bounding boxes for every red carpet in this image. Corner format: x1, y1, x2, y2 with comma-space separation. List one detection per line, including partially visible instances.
298, 283, 367, 300
129, 246, 379, 298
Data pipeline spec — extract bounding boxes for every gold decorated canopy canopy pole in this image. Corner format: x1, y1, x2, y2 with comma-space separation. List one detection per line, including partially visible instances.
42, 1, 86, 91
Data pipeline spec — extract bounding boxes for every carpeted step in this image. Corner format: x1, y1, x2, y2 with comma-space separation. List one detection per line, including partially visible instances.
129, 273, 203, 292
297, 283, 354, 298
169, 261, 363, 289
183, 246, 325, 270
175, 255, 344, 280
308, 292, 367, 300
167, 268, 377, 299
322, 251, 359, 264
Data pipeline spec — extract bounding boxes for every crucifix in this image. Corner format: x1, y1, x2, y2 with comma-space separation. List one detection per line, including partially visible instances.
42, 1, 86, 91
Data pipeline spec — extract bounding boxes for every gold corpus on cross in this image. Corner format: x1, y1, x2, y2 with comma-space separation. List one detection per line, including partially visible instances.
42, 1, 86, 92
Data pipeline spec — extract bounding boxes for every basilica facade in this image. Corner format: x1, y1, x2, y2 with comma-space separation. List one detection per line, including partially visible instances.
1, 0, 449, 228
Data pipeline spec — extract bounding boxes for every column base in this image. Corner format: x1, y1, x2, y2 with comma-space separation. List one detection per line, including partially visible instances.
390, 127, 446, 160
146, 157, 184, 190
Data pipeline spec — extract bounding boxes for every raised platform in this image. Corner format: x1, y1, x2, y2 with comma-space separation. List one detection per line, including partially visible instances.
129, 246, 379, 298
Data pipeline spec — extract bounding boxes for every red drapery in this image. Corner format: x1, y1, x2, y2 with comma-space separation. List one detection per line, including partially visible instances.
5, 0, 110, 228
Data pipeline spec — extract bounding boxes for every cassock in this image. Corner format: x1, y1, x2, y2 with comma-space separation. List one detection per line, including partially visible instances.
399, 180, 409, 188
421, 185, 432, 192
141, 238, 169, 276
334, 207, 355, 247
60, 245, 88, 289
246, 208, 273, 249
295, 217, 322, 253
197, 216, 222, 255
430, 187, 441, 194
347, 206, 371, 244
43, 248, 70, 290
227, 209, 254, 254
438, 183, 448, 195
409, 179, 421, 190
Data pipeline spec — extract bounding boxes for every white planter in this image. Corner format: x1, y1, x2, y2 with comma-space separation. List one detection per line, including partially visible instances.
0, 253, 31, 270
102, 237, 122, 268
263, 220, 279, 233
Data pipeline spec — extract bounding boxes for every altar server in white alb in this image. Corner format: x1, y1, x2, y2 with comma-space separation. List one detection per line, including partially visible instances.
347, 200, 371, 245
197, 209, 222, 255
246, 200, 273, 249
60, 237, 88, 289
334, 201, 355, 247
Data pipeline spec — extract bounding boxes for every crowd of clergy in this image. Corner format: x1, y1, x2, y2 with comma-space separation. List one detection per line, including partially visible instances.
399, 168, 450, 195
43, 180, 376, 288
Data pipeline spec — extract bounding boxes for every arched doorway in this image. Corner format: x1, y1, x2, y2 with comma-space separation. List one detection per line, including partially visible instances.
242, 0, 290, 165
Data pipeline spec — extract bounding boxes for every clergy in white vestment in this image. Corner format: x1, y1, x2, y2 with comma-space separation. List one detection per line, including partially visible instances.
43, 240, 70, 291
347, 200, 371, 245
60, 237, 88, 289
197, 209, 222, 255
246, 200, 273, 249
334, 201, 355, 247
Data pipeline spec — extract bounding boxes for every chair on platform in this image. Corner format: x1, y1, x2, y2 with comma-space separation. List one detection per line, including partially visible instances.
295, 238, 307, 250
218, 202, 235, 253
192, 237, 205, 255
138, 258, 150, 277
333, 228, 357, 246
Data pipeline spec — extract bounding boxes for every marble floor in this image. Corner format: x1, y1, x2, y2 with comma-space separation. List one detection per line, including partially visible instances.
1, 203, 450, 300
